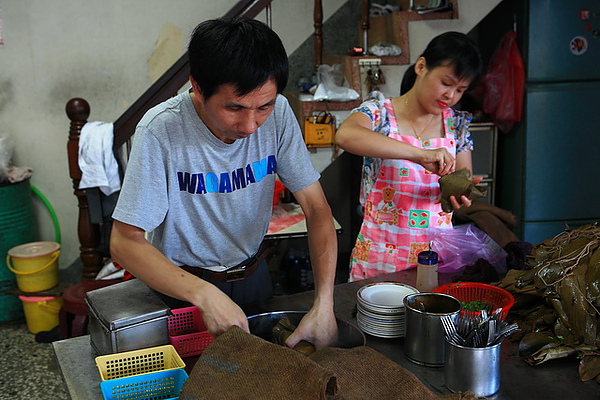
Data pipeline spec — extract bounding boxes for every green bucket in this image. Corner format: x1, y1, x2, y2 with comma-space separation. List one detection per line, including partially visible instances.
0, 178, 37, 322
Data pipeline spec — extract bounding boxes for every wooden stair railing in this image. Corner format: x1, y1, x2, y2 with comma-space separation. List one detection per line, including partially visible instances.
313, 0, 323, 71
113, 0, 274, 149
66, 0, 275, 280
66, 98, 99, 280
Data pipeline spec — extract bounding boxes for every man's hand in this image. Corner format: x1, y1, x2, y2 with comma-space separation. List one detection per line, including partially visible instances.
195, 284, 249, 337
284, 306, 338, 350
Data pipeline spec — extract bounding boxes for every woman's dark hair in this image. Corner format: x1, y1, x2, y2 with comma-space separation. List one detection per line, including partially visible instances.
400, 31, 483, 95
188, 18, 289, 99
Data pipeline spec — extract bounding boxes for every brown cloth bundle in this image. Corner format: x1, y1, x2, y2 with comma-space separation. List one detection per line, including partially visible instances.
180, 326, 474, 399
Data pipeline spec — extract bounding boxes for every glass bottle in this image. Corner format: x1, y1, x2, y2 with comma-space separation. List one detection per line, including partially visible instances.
416, 250, 439, 292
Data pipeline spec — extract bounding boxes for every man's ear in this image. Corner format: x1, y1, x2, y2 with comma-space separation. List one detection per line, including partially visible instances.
189, 77, 203, 97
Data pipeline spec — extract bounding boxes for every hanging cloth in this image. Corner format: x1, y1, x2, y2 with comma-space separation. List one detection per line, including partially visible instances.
78, 121, 121, 195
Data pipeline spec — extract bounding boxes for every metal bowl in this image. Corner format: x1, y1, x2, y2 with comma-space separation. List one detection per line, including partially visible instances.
247, 311, 365, 348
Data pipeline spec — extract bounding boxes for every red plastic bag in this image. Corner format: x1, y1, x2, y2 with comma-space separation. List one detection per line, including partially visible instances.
476, 31, 525, 133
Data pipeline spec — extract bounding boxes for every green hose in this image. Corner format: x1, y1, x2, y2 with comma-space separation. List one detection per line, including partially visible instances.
30, 184, 61, 244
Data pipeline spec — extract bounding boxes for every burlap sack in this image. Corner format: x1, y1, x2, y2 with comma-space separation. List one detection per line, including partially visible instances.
179, 325, 337, 400
309, 346, 440, 399
181, 326, 479, 400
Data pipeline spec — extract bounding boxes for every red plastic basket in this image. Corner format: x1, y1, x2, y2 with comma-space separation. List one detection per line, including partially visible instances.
168, 306, 214, 357
433, 282, 514, 320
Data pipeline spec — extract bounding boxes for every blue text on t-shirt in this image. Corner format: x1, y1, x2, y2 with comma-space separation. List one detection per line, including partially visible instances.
177, 155, 277, 194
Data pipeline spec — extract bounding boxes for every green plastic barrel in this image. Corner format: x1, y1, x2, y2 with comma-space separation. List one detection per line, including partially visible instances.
0, 178, 37, 322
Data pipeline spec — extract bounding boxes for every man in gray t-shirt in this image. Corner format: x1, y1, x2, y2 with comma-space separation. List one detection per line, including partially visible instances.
110, 18, 338, 349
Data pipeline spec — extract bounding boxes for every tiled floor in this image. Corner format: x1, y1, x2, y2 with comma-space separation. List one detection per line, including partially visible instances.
0, 318, 68, 400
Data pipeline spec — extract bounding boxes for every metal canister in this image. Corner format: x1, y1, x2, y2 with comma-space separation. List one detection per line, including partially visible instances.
86, 279, 170, 355
403, 292, 460, 367
444, 340, 502, 396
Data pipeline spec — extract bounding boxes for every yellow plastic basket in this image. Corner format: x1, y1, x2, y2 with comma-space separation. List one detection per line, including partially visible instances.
95, 344, 186, 381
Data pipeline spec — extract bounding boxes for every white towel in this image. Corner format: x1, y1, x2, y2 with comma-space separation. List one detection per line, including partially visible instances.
78, 121, 121, 196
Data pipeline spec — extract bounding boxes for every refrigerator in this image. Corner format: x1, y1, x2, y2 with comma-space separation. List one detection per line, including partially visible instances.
498, 0, 600, 244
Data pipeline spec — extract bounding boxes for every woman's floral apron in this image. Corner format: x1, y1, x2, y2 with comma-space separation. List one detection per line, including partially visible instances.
349, 105, 457, 281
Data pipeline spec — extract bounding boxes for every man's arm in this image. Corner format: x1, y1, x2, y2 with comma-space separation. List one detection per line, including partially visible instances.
109, 220, 249, 336
283, 181, 338, 350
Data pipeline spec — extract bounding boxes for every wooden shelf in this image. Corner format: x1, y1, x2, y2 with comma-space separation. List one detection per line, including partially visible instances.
286, 0, 459, 136
367, 0, 458, 62
284, 90, 361, 138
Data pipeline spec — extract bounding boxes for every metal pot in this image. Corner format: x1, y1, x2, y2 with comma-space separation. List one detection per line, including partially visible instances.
247, 311, 365, 348
403, 293, 461, 367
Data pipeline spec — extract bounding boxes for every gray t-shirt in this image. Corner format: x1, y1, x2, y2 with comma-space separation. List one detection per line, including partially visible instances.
112, 91, 319, 269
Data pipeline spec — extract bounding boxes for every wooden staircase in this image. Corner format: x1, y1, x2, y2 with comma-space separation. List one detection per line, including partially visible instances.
287, 0, 460, 135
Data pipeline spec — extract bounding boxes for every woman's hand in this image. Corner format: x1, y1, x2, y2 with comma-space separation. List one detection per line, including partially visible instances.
449, 176, 484, 210
417, 148, 455, 176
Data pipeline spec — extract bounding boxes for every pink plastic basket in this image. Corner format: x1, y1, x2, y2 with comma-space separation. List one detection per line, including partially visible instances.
168, 306, 214, 357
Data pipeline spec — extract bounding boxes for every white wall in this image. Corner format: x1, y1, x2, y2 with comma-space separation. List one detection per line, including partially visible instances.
0, 0, 346, 269
366, 0, 502, 99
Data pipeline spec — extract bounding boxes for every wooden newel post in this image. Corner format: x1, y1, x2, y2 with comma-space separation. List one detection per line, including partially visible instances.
313, 0, 323, 71
66, 98, 103, 281
361, 0, 371, 53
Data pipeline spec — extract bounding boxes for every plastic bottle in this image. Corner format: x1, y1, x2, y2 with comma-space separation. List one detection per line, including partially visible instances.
416, 250, 439, 292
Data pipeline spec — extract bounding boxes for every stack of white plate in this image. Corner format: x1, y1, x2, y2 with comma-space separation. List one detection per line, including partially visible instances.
356, 282, 419, 338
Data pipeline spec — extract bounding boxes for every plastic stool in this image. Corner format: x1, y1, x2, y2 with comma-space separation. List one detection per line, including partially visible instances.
59, 279, 121, 339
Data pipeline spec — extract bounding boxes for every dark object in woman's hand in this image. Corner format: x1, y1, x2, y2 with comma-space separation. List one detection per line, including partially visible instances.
438, 168, 487, 212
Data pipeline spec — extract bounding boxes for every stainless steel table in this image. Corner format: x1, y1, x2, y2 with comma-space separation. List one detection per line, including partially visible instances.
53, 270, 599, 399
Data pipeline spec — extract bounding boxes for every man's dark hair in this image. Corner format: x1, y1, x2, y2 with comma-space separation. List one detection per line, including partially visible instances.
188, 18, 289, 100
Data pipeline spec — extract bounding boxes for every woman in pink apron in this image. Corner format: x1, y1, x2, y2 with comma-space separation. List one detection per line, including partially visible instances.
336, 32, 484, 281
